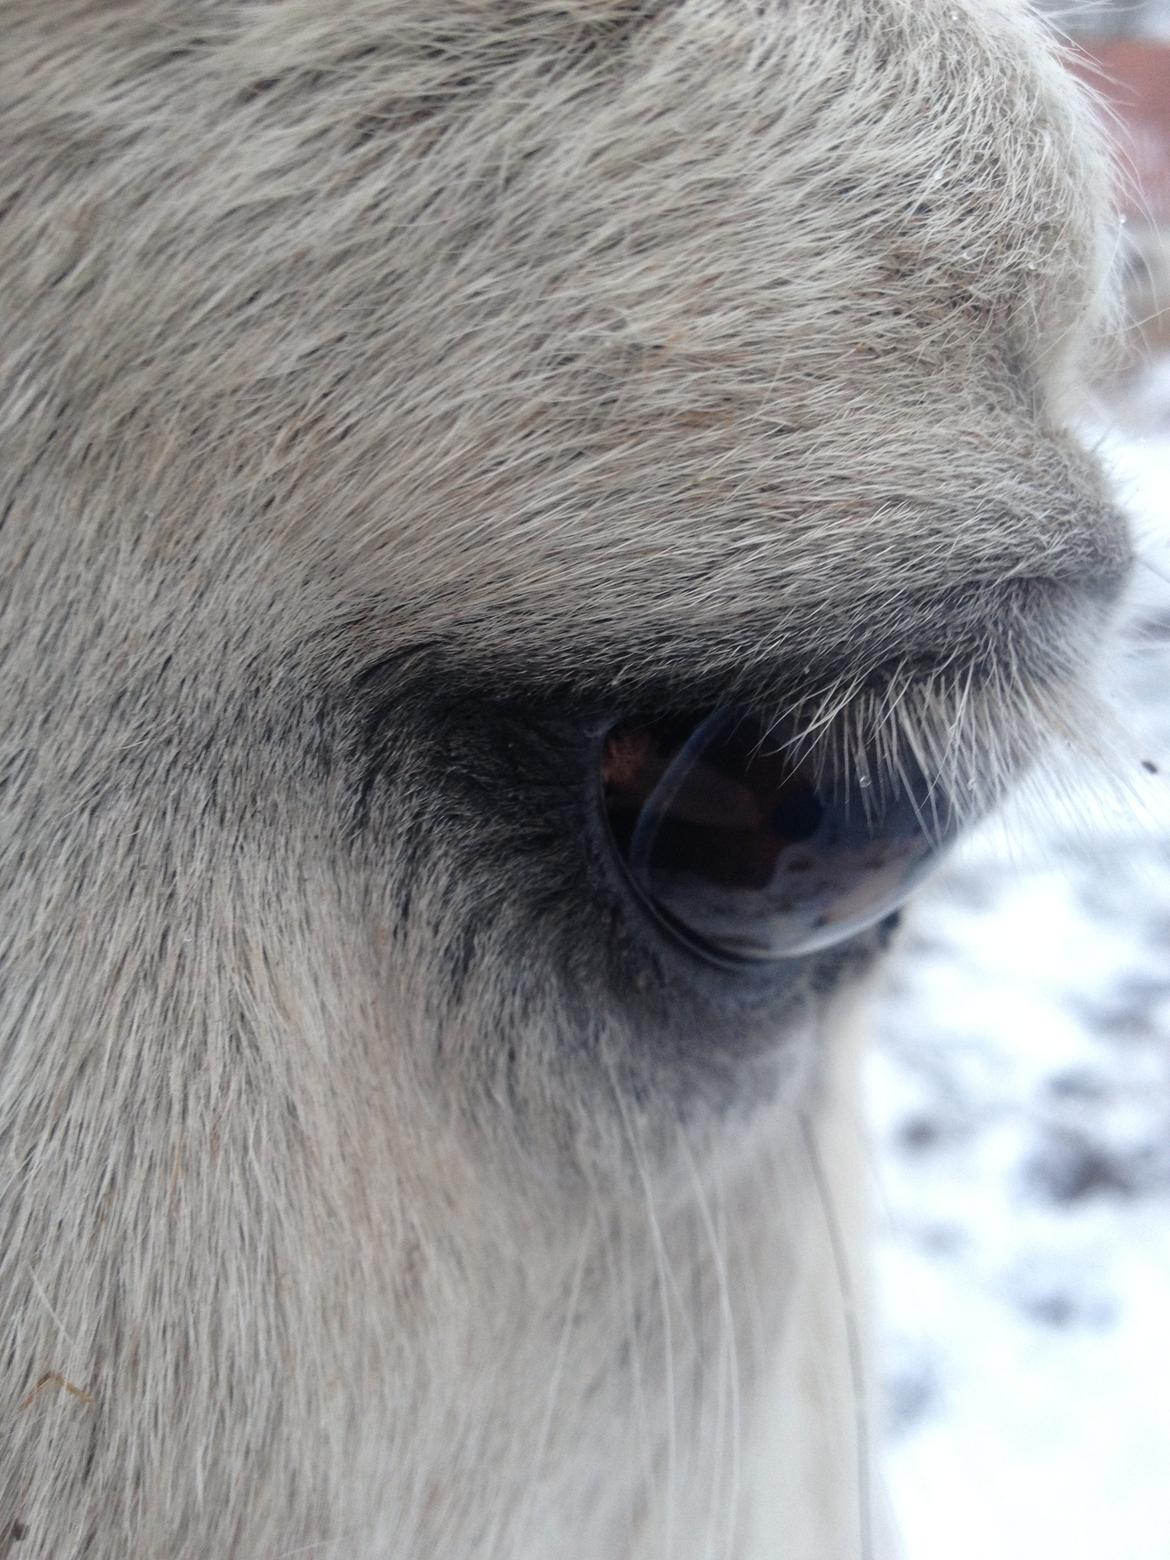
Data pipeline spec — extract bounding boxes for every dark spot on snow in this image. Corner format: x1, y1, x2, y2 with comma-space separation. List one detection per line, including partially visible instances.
1116, 972, 1170, 1009
920, 1223, 966, 1256
1018, 1289, 1118, 1331
898, 1114, 944, 1151
1024, 1292, 1074, 1327
1071, 986, 1165, 1044
1024, 1134, 1139, 1204
884, 1357, 941, 1435
1046, 1068, 1107, 1101
895, 1110, 974, 1157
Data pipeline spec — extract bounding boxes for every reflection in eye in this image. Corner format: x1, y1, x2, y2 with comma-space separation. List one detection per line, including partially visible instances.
601, 706, 956, 964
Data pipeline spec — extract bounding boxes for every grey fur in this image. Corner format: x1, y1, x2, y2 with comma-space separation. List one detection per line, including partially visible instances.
0, 3, 1129, 1556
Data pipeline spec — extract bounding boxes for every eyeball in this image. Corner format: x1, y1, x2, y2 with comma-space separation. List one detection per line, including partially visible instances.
600, 706, 955, 965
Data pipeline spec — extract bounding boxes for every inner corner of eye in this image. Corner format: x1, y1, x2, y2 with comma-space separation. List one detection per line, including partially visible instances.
601, 726, 656, 792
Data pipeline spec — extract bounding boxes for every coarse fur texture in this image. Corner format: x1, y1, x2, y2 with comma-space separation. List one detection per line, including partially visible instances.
0, 2, 1130, 1557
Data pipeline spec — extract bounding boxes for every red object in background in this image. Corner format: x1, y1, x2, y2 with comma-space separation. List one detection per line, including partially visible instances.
1071, 41, 1170, 224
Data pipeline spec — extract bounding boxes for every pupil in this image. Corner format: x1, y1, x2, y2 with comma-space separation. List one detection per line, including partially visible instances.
772, 787, 823, 842
600, 706, 954, 964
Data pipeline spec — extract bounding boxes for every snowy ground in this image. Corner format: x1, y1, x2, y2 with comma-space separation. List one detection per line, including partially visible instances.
873, 368, 1170, 1560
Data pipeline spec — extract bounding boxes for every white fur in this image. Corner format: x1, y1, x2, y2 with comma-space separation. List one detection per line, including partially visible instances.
0, 3, 1128, 1556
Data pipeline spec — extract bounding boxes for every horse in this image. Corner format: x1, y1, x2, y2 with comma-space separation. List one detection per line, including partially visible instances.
0, 2, 1130, 1554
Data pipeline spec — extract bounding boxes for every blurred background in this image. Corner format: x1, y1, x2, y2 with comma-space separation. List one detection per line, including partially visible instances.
1038, 0, 1170, 37
872, 7, 1170, 1556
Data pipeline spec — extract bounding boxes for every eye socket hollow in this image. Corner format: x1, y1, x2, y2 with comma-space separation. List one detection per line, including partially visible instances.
600, 706, 955, 965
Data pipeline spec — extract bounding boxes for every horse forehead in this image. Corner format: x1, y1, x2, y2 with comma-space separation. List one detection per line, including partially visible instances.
0, 0, 1110, 628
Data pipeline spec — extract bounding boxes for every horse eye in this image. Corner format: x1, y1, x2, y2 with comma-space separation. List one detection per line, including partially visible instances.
600, 706, 955, 964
